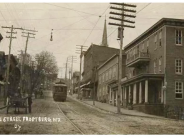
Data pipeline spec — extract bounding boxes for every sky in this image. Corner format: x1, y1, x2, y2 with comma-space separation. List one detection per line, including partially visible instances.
0, 2, 184, 78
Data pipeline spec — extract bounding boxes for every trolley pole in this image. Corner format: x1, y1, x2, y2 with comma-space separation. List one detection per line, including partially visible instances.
109, 3, 136, 114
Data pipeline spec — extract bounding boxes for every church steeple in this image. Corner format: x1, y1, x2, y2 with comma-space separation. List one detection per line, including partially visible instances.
101, 17, 108, 47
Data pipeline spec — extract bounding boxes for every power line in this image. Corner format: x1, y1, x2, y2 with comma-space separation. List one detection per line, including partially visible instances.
102, 3, 152, 44
83, 17, 101, 46
45, 3, 100, 17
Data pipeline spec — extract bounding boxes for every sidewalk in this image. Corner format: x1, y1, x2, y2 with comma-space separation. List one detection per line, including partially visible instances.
69, 94, 164, 119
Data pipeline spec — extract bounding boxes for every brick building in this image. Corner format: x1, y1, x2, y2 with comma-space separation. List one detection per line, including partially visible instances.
97, 53, 126, 105
119, 18, 184, 116
81, 19, 119, 99
82, 44, 119, 99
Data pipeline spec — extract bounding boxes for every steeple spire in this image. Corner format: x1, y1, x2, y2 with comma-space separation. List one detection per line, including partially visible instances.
101, 16, 108, 47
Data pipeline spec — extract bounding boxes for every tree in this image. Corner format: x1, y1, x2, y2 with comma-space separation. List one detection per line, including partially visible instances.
30, 51, 58, 93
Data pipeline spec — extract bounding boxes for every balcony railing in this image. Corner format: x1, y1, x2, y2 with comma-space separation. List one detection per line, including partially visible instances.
126, 52, 150, 67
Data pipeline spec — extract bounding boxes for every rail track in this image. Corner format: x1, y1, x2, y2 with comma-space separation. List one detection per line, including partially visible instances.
55, 99, 118, 134
54, 101, 84, 135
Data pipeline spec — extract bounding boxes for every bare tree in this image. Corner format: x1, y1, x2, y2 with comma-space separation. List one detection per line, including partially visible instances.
30, 51, 58, 94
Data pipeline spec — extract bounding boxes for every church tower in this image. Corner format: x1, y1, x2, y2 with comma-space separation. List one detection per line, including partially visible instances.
101, 18, 108, 47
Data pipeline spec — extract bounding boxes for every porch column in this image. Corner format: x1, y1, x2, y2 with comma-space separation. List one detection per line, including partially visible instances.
124, 87, 126, 106
129, 85, 131, 103
109, 88, 111, 104
133, 83, 137, 104
139, 82, 142, 103
116, 90, 118, 106
161, 81, 164, 103
112, 90, 114, 105
145, 79, 148, 103
121, 87, 123, 105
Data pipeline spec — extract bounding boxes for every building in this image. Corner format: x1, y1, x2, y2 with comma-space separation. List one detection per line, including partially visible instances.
82, 44, 119, 99
120, 18, 184, 116
97, 53, 126, 105
81, 19, 119, 99
73, 71, 80, 94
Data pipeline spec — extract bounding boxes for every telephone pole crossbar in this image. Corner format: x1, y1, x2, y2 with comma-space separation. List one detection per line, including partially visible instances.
109, 3, 136, 114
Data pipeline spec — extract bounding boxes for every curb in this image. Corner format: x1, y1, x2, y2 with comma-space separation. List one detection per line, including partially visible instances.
68, 95, 177, 121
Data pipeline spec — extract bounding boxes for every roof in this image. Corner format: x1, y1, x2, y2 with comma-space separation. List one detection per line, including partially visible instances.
84, 44, 119, 57
124, 18, 184, 50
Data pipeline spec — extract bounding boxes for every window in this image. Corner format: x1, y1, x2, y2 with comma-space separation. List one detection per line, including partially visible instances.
102, 73, 104, 83
175, 81, 183, 99
159, 57, 162, 72
113, 66, 116, 78
106, 71, 108, 81
175, 59, 183, 74
147, 38, 149, 47
154, 33, 157, 49
159, 30, 162, 46
154, 59, 157, 74
176, 29, 182, 45
142, 42, 144, 52
99, 76, 101, 84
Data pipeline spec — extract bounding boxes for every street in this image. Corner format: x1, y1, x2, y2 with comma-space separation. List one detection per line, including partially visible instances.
0, 90, 184, 134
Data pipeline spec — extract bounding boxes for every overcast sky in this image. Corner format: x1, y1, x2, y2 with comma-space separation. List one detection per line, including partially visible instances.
0, 2, 184, 78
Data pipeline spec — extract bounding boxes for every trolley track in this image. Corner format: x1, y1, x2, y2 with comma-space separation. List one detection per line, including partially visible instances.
55, 99, 118, 134
54, 101, 84, 135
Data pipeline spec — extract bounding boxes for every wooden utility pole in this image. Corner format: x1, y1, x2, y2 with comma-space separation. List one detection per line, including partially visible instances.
65, 57, 68, 81
109, 3, 136, 114
21, 29, 37, 95
2, 25, 22, 104
76, 45, 88, 99
68, 56, 76, 94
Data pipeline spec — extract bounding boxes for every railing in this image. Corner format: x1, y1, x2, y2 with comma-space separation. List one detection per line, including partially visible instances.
126, 52, 150, 65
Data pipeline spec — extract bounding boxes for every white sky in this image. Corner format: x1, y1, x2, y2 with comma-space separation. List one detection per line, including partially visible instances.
0, 1, 184, 78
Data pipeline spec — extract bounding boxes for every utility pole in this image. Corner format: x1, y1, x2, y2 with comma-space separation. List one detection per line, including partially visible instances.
68, 56, 77, 95
76, 45, 88, 99
2, 25, 22, 104
109, 3, 136, 114
65, 57, 68, 81
21, 29, 37, 95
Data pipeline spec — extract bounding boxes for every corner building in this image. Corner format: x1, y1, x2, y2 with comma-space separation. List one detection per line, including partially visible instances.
121, 18, 184, 116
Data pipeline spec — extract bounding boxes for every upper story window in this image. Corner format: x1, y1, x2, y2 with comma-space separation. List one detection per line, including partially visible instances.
154, 59, 157, 74
176, 29, 182, 45
109, 69, 111, 80
159, 30, 162, 46
159, 57, 162, 72
147, 38, 149, 47
142, 42, 145, 52
175, 59, 183, 74
113, 66, 116, 78
106, 71, 108, 81
154, 33, 157, 50
175, 81, 183, 99
99, 75, 101, 84
102, 73, 104, 83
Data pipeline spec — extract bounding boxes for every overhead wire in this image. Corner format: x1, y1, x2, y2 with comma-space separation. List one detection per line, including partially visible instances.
100, 3, 152, 44
44, 3, 100, 17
